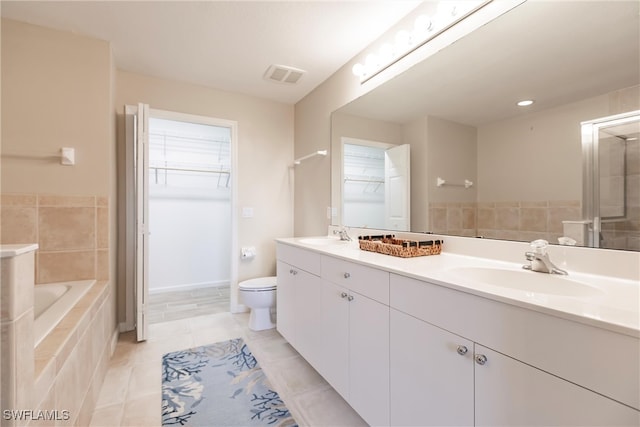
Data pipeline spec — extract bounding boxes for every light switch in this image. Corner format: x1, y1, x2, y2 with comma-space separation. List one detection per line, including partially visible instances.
242, 207, 254, 218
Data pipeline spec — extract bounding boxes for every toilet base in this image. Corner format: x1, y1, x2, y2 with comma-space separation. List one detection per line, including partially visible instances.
248, 307, 275, 331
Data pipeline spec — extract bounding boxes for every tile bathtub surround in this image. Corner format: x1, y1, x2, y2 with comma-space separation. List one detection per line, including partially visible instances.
0, 193, 110, 283
31, 280, 117, 427
1, 249, 37, 425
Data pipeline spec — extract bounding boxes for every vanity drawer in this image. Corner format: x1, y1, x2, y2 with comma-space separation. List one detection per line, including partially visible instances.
390, 273, 640, 410
321, 255, 389, 305
276, 243, 321, 276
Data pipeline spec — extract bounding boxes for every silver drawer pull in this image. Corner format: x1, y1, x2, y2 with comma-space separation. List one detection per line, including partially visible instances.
475, 354, 487, 365
340, 292, 348, 299
456, 345, 468, 356
344, 272, 351, 279
347, 295, 354, 301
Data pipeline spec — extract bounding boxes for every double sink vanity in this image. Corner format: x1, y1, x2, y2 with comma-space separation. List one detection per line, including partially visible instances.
275, 233, 640, 426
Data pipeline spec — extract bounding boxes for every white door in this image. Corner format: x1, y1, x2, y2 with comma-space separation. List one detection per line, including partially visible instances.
134, 103, 150, 342
384, 144, 410, 231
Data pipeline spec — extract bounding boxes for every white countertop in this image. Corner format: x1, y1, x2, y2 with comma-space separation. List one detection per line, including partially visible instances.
0, 243, 39, 258
276, 237, 640, 338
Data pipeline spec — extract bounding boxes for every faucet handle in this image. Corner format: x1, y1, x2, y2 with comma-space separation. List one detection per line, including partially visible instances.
530, 239, 549, 254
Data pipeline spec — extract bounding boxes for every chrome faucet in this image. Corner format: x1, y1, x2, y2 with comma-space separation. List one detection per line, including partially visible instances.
333, 227, 352, 241
523, 239, 568, 275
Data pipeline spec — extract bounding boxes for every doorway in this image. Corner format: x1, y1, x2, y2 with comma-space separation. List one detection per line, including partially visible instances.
341, 137, 410, 231
122, 105, 238, 340
146, 115, 233, 323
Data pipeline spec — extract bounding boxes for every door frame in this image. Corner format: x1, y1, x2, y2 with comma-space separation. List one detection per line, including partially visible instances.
120, 105, 239, 334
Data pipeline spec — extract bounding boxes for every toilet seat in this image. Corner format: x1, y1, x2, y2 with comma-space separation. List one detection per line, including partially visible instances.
239, 277, 277, 292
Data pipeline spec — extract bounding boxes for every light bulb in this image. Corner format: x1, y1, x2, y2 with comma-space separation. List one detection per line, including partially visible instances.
394, 30, 412, 53
378, 43, 394, 64
414, 14, 432, 33
517, 99, 534, 107
364, 54, 379, 75
352, 63, 364, 77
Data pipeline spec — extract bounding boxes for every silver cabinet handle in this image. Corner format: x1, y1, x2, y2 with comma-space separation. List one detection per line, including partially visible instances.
340, 292, 348, 299
343, 272, 351, 279
456, 345, 468, 356
347, 295, 354, 301
475, 354, 487, 365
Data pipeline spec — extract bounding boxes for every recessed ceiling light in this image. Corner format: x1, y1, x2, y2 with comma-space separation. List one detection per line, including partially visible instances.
517, 99, 535, 107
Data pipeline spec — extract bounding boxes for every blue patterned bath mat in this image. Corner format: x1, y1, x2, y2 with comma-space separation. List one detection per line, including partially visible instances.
162, 337, 297, 426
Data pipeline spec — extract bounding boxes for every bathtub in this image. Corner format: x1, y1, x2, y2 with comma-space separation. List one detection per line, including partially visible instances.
34, 280, 95, 346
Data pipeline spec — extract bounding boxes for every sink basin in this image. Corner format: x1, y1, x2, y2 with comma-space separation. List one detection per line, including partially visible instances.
447, 266, 605, 298
298, 237, 348, 246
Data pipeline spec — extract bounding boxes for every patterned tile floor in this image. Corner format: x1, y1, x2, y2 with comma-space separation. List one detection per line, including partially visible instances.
147, 286, 231, 324
89, 312, 366, 426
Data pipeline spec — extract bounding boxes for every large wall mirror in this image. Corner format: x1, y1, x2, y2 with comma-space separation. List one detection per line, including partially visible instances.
331, 0, 640, 251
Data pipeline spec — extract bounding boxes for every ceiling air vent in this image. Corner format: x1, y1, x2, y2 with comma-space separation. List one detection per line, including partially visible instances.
264, 64, 306, 85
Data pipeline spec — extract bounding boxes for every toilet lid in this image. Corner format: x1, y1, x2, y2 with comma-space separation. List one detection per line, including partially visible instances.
239, 276, 277, 291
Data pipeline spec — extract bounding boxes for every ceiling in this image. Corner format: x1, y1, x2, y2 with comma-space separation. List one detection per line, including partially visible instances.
0, 0, 422, 104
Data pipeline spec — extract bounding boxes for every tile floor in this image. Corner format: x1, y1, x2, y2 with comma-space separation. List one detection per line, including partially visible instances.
89, 311, 366, 426
147, 286, 231, 324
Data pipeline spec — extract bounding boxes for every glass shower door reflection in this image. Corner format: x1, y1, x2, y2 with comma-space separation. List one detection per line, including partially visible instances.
582, 111, 640, 251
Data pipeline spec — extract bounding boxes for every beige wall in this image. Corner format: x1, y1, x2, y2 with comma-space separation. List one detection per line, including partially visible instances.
1, 19, 113, 196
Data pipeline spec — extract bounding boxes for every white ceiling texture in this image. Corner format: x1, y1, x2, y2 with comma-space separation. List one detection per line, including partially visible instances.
1, 1, 423, 104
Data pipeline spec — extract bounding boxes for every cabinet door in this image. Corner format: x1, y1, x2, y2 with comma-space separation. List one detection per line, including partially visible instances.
320, 279, 350, 399
294, 269, 323, 369
276, 260, 295, 344
475, 344, 640, 427
390, 309, 474, 426
349, 291, 390, 427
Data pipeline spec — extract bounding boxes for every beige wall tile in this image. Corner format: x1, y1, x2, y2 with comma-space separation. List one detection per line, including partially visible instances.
446, 206, 462, 231
477, 207, 495, 230
38, 251, 95, 283
96, 207, 109, 249
520, 207, 548, 232
429, 207, 447, 232
39, 207, 96, 251
1, 206, 38, 244
96, 250, 109, 281
1, 193, 37, 206
495, 206, 519, 230
462, 207, 476, 230
38, 195, 95, 207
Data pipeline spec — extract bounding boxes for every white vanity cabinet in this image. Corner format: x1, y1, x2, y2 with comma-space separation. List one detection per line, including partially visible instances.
390, 273, 640, 426
275, 245, 323, 368
320, 255, 390, 427
390, 308, 474, 426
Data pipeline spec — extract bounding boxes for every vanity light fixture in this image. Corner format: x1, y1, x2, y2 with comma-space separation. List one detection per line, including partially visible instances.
517, 99, 535, 107
351, 1, 490, 82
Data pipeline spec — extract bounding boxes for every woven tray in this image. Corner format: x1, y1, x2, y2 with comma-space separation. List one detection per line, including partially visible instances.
358, 235, 442, 258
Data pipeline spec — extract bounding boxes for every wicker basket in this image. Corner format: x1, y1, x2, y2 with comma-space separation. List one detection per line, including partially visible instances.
358, 235, 442, 258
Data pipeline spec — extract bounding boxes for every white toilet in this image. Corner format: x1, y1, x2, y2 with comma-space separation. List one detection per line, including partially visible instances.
239, 276, 277, 331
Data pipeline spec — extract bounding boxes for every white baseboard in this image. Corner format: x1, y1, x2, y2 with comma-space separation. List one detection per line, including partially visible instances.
149, 280, 230, 294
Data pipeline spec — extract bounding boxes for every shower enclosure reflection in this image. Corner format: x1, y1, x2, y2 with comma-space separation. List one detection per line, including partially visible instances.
582, 111, 640, 251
